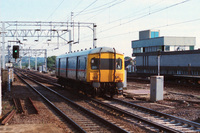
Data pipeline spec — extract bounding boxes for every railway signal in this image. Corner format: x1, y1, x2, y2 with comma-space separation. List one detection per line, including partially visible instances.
13, 45, 19, 59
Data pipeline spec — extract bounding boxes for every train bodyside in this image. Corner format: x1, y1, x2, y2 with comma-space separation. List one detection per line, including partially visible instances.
56, 50, 89, 82
56, 47, 124, 96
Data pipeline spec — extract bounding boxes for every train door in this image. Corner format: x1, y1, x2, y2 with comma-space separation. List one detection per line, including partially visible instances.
66, 58, 68, 78
77, 56, 87, 81
76, 56, 79, 80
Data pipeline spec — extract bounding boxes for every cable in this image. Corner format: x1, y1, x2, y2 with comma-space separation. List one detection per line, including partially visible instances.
46, 0, 65, 20
29, 0, 66, 50
83, 0, 126, 21
98, 18, 200, 40
73, 0, 98, 18
71, 0, 83, 12
98, 0, 191, 34
107, 0, 165, 24
65, 0, 83, 22
78, 0, 123, 15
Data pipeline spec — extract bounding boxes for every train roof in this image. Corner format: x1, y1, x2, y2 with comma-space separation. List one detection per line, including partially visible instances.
57, 47, 123, 59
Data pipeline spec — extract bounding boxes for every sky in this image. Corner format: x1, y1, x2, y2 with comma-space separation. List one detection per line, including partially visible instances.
1, 0, 200, 57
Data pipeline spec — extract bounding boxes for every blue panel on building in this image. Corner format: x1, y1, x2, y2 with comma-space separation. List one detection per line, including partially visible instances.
151, 31, 159, 38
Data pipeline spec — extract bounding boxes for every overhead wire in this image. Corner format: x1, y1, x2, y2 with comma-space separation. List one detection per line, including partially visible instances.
81, 0, 190, 40
79, 0, 126, 39
44, 0, 99, 52
78, 0, 124, 15
46, 0, 65, 20
98, 0, 191, 34
83, 0, 126, 21
73, 0, 99, 19
65, 0, 83, 21
29, 0, 66, 50
97, 18, 200, 40
106, 0, 165, 24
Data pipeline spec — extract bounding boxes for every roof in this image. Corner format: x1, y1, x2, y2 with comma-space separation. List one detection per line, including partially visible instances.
133, 49, 200, 56
57, 47, 123, 59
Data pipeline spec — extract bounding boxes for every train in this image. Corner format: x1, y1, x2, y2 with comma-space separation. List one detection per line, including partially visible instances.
56, 47, 124, 97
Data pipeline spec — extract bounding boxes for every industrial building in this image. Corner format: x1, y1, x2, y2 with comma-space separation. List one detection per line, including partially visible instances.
131, 30, 200, 76
132, 30, 196, 56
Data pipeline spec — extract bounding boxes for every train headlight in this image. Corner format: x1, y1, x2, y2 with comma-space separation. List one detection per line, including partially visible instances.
93, 75, 98, 80
115, 76, 119, 79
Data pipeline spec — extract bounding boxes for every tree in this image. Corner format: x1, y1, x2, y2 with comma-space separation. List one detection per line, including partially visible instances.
124, 56, 132, 61
47, 56, 56, 71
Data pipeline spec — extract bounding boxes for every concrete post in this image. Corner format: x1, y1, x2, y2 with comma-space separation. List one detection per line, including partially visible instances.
93, 23, 97, 48
7, 68, 11, 92
0, 49, 2, 116
44, 49, 47, 72
35, 56, 37, 71
28, 56, 31, 69
2, 22, 5, 69
69, 30, 72, 52
157, 50, 161, 76
0, 75, 1, 116
123, 70, 127, 88
19, 59, 22, 69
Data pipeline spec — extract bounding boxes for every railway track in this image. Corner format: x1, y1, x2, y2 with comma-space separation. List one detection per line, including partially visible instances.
17, 69, 60, 87
15, 71, 128, 133
91, 97, 200, 133
16, 69, 200, 132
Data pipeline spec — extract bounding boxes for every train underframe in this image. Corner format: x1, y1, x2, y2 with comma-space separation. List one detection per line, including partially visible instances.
57, 77, 123, 97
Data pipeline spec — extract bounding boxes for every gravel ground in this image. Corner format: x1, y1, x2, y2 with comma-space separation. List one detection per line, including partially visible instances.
1, 74, 71, 133
126, 81, 200, 123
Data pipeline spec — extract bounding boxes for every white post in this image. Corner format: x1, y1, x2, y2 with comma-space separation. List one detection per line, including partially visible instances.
0, 22, 5, 116
93, 23, 97, 48
35, 56, 37, 71
44, 49, 47, 72
8, 68, 11, 92
2, 22, 5, 69
158, 56, 160, 76
69, 30, 72, 52
19, 59, 22, 69
0, 48, 2, 116
28, 56, 31, 69
157, 50, 161, 76
0, 75, 1, 116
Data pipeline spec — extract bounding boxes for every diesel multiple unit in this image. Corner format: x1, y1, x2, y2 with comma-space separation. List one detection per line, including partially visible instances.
56, 47, 124, 97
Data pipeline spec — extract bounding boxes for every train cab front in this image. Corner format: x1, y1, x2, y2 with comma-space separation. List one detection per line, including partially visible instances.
87, 50, 124, 97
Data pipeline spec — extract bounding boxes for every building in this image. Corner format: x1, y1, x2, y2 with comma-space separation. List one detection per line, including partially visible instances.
135, 50, 200, 76
130, 30, 199, 76
132, 30, 196, 56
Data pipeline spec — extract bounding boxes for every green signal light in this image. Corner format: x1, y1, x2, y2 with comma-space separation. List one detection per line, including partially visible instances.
14, 50, 17, 53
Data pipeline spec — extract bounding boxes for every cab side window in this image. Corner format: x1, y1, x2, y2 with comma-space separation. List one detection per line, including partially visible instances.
116, 58, 122, 69
91, 58, 99, 70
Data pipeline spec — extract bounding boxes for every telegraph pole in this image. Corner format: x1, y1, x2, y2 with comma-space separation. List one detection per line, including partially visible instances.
2, 22, 5, 69
157, 50, 161, 76
35, 55, 37, 71
93, 23, 97, 48
44, 49, 47, 72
